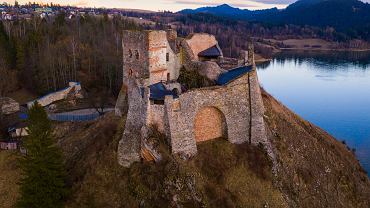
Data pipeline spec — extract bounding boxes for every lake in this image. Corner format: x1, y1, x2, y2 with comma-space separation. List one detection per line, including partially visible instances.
257, 50, 370, 175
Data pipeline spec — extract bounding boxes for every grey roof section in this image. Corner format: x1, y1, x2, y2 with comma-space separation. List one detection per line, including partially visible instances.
216, 65, 253, 86
198, 45, 223, 58
149, 82, 178, 101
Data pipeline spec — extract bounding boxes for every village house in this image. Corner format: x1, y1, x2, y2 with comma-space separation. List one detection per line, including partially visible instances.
0, 98, 26, 151
8, 123, 28, 138
0, 140, 17, 150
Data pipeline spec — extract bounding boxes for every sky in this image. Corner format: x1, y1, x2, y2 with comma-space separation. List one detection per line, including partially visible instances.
4, 0, 370, 12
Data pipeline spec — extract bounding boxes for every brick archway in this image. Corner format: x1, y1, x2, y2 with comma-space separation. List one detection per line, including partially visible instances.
194, 106, 227, 143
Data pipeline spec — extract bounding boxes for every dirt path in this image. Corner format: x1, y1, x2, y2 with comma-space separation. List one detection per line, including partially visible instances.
50, 108, 114, 116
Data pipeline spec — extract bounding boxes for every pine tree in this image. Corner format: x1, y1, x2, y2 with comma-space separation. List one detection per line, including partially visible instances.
17, 102, 68, 208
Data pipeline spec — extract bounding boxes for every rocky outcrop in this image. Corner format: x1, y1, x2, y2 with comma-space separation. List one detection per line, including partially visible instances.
181, 34, 226, 81
184, 61, 226, 81
184, 33, 219, 61
0, 97, 19, 115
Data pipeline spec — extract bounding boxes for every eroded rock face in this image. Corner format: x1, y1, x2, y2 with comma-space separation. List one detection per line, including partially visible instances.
184, 61, 226, 81
180, 34, 226, 81
184, 33, 219, 61
0, 97, 19, 115
262, 90, 370, 208
200, 61, 226, 81
117, 137, 141, 167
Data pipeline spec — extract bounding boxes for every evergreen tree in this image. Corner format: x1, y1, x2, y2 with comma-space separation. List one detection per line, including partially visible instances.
0, 22, 16, 68
17, 102, 68, 208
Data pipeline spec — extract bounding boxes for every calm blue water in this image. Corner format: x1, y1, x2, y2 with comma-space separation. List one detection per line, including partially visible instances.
257, 51, 370, 175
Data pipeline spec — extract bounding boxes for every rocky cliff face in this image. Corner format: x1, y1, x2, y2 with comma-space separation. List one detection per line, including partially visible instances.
262, 89, 370, 207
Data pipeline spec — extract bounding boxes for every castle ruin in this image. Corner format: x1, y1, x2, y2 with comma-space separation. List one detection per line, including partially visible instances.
116, 30, 271, 167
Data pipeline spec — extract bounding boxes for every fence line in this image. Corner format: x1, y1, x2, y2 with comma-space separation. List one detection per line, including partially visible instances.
48, 113, 100, 122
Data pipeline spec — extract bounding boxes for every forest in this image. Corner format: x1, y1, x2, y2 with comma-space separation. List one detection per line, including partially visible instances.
1, 11, 369, 99
0, 13, 141, 98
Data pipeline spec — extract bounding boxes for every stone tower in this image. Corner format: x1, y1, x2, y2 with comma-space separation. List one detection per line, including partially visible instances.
122, 30, 181, 86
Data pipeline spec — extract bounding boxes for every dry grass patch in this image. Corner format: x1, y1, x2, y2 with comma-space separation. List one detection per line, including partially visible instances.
0, 151, 20, 208
62, 113, 286, 207
191, 139, 287, 207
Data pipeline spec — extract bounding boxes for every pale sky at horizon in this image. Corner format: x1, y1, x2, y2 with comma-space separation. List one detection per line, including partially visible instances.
4, 0, 370, 12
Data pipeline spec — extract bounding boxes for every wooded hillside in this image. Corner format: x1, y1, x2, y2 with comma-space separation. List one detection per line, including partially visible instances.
0, 14, 140, 97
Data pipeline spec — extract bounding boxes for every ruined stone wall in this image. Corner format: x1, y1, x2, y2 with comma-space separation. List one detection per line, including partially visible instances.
248, 70, 275, 161
166, 30, 177, 42
122, 30, 149, 81
147, 103, 166, 133
166, 41, 181, 81
117, 78, 148, 167
148, 31, 168, 84
27, 82, 82, 108
115, 85, 127, 117
165, 82, 182, 94
180, 38, 196, 62
184, 34, 218, 61
166, 30, 181, 81
165, 75, 251, 156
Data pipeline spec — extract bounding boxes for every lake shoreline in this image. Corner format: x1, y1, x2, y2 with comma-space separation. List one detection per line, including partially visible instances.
261, 38, 370, 53
280, 48, 370, 52
257, 51, 370, 176
255, 48, 370, 65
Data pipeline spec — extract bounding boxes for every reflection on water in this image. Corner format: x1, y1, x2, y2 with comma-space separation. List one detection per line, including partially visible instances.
257, 50, 370, 176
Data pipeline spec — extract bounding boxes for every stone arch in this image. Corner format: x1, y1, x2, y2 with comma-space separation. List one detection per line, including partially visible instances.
194, 106, 227, 143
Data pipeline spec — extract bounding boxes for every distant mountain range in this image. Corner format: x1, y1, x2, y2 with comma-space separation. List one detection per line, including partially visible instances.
180, 0, 370, 30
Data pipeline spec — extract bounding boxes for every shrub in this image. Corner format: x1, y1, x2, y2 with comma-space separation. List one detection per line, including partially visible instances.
177, 67, 214, 90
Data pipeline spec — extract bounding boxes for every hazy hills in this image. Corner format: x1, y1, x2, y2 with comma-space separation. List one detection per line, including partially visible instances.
180, 0, 370, 30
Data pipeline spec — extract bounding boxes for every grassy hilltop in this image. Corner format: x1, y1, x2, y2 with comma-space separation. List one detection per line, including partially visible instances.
1, 90, 369, 207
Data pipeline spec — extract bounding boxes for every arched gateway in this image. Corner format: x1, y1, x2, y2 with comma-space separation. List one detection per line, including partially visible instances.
194, 107, 227, 142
